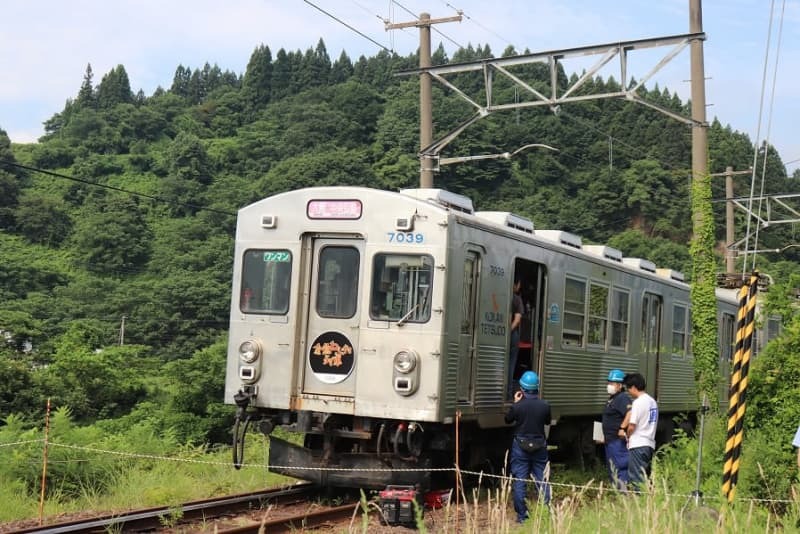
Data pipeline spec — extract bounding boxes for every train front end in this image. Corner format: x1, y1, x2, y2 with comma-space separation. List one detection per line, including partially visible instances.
225, 187, 449, 488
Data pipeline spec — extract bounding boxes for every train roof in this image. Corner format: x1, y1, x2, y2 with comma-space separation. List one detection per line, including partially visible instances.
242, 186, 692, 289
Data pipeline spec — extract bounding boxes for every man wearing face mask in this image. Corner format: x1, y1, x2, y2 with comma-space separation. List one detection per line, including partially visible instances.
601, 369, 631, 490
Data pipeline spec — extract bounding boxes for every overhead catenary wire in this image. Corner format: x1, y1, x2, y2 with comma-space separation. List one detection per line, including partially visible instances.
743, 0, 777, 275
750, 0, 786, 271
303, 0, 393, 53
0, 160, 236, 216
438, 0, 515, 50
557, 108, 691, 173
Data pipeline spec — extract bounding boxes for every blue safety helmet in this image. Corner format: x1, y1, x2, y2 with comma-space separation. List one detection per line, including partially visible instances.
607, 369, 625, 383
519, 371, 540, 392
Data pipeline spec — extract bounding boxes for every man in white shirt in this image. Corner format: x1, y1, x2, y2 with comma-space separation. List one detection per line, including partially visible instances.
793, 424, 800, 470
624, 373, 658, 490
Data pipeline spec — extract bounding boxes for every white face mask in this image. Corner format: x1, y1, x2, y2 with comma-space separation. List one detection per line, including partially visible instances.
607, 384, 619, 395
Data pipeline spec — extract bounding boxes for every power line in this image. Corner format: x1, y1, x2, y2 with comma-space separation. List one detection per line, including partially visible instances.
751, 0, 786, 269
391, 0, 464, 50
439, 0, 515, 50
303, 0, 393, 52
744, 0, 778, 273
0, 160, 236, 216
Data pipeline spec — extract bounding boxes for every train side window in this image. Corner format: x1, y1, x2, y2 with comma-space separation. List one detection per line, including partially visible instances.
369, 254, 433, 323
687, 308, 693, 357
563, 277, 586, 347
317, 246, 360, 318
241, 249, 292, 314
587, 282, 609, 348
610, 288, 630, 350
672, 304, 688, 357
719, 312, 735, 363
767, 317, 781, 342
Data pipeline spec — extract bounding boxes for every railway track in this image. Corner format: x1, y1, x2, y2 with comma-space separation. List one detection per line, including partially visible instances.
214, 502, 360, 533
11, 483, 340, 534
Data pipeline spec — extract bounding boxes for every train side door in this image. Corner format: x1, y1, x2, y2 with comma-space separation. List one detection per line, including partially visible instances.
641, 292, 663, 394
302, 238, 363, 397
457, 250, 481, 403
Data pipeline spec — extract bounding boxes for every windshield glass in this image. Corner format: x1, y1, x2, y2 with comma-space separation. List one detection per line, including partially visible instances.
316, 246, 360, 319
241, 249, 292, 314
370, 254, 433, 322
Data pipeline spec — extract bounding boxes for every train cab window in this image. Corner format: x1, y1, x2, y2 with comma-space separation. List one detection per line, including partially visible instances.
563, 277, 586, 347
241, 249, 292, 314
370, 254, 433, 323
610, 288, 630, 350
317, 246, 360, 318
672, 304, 688, 356
587, 283, 609, 347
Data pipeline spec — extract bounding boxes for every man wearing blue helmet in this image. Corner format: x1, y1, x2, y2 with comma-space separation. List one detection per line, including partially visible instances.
505, 370, 551, 522
601, 369, 632, 490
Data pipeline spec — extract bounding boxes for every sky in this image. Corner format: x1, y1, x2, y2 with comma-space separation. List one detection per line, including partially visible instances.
2, 0, 799, 173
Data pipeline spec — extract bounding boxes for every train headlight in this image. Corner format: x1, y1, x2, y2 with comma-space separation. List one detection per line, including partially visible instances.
393, 350, 417, 374
239, 339, 262, 363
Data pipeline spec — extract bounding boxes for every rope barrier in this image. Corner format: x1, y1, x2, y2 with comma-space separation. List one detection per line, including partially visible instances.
1, 439, 796, 505
0, 439, 45, 448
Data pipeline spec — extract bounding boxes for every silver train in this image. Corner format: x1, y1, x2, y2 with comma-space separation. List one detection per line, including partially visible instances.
225, 186, 779, 488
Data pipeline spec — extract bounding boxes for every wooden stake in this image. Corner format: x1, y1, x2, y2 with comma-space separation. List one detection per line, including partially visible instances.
38, 398, 51, 525
455, 410, 461, 532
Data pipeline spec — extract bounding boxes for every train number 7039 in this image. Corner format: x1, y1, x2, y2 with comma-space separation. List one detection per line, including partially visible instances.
387, 232, 424, 244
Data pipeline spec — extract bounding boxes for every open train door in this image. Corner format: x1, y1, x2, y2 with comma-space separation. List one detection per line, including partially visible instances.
513, 260, 547, 385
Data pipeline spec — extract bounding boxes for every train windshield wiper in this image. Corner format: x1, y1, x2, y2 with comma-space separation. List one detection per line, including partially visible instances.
396, 304, 419, 327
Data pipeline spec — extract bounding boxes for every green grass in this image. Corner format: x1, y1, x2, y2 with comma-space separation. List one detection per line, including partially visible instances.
0, 434, 292, 523
3, 422, 799, 532
402, 474, 800, 533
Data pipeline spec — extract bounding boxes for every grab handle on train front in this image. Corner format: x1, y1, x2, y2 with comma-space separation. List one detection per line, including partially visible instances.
232, 389, 254, 470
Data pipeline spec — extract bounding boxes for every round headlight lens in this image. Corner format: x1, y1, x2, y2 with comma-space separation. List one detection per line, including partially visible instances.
393, 351, 417, 373
239, 340, 261, 363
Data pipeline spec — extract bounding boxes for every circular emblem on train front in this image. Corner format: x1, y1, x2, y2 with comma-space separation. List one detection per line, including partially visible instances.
308, 331, 355, 384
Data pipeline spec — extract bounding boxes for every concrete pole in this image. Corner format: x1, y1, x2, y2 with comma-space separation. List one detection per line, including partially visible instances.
726, 166, 735, 272
419, 13, 434, 189
690, 0, 708, 211
689, 0, 708, 209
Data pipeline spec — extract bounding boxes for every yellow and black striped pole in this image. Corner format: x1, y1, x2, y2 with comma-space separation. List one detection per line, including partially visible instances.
721, 273, 759, 503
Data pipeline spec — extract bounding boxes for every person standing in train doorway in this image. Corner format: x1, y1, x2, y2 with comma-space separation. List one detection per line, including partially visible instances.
508, 278, 524, 399
506, 371, 551, 523
624, 373, 658, 490
602, 369, 632, 491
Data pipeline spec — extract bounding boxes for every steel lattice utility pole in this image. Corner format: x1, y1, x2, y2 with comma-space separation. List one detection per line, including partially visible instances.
386, 12, 462, 188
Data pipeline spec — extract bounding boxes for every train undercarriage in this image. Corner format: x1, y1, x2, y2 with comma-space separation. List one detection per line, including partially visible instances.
238, 407, 517, 489
235, 405, 694, 490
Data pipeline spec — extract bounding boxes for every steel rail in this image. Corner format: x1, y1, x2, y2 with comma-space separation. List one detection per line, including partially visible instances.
13, 483, 315, 534
216, 502, 361, 534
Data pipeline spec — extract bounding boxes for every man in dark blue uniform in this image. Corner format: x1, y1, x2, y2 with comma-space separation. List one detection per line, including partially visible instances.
601, 368, 631, 490
505, 370, 551, 522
